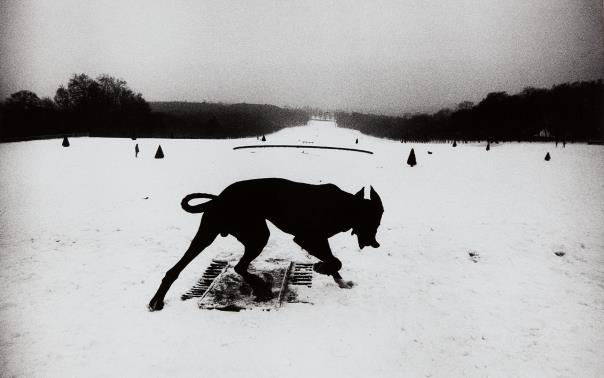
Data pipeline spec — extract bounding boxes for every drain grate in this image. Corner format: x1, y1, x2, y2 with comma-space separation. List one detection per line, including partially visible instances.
181, 260, 228, 300
183, 260, 315, 309
199, 264, 288, 310
289, 262, 313, 287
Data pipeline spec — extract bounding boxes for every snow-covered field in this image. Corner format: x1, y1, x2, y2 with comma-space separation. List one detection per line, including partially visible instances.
1, 120, 603, 377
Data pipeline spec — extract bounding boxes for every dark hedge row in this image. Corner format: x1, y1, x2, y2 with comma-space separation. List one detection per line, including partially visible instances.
336, 80, 603, 142
0, 74, 310, 141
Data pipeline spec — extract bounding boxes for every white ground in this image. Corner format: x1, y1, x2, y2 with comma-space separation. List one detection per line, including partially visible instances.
1, 120, 603, 377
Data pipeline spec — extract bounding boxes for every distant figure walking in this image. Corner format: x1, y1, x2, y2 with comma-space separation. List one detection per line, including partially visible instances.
355, 138, 358, 144
261, 135, 266, 142
135, 143, 140, 158
62, 136, 70, 147
545, 152, 551, 161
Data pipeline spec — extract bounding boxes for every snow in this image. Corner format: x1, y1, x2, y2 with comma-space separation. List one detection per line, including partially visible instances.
1, 120, 603, 377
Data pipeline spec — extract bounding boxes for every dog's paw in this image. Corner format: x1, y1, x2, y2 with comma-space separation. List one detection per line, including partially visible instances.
335, 278, 354, 289
148, 298, 164, 312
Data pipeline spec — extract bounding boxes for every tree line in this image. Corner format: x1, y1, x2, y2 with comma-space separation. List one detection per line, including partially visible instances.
149, 102, 309, 139
1, 74, 151, 140
0, 73, 310, 141
2, 75, 601, 142
336, 80, 603, 142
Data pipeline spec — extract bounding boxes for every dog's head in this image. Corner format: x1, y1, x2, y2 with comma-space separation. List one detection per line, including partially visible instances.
352, 186, 384, 249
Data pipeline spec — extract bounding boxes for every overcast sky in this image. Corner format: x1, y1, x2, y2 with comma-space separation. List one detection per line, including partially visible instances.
1, 0, 602, 114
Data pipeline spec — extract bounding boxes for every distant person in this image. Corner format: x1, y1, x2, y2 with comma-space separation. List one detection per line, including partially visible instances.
135, 143, 139, 158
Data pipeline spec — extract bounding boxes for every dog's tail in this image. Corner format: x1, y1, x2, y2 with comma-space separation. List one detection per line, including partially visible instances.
181, 193, 218, 213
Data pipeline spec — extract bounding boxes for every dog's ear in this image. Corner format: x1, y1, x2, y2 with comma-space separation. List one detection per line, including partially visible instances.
355, 187, 364, 199
370, 186, 383, 211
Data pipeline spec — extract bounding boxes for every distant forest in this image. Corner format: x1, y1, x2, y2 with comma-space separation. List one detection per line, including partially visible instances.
336, 80, 603, 142
0, 73, 310, 141
149, 102, 309, 139
1, 74, 602, 143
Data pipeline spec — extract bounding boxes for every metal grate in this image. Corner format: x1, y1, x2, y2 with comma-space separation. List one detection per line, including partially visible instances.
183, 260, 315, 309
289, 262, 313, 287
181, 260, 228, 300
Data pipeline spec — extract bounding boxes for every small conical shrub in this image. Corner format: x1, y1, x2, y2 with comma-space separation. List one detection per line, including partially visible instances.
545, 152, 551, 161
407, 148, 417, 167
261, 135, 266, 142
62, 136, 70, 147
452, 141, 457, 147
155, 145, 164, 159
486, 143, 490, 151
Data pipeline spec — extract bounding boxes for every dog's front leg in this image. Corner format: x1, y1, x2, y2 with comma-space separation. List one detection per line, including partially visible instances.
294, 236, 354, 289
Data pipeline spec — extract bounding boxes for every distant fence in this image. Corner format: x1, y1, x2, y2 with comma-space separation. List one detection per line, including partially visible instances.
233, 144, 373, 154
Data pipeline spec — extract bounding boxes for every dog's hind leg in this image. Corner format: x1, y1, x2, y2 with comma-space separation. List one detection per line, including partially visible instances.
293, 237, 354, 289
148, 215, 219, 311
232, 220, 273, 301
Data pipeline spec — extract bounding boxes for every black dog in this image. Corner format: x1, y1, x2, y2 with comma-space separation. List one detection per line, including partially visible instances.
148, 178, 383, 311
